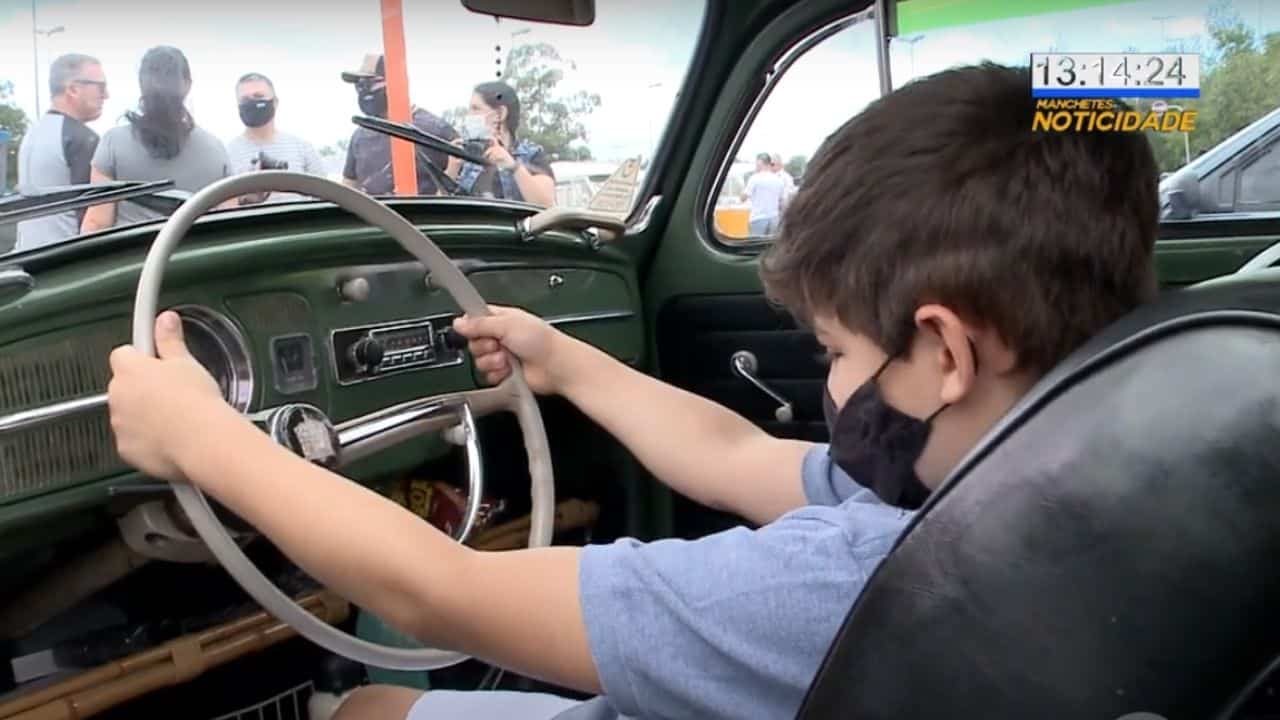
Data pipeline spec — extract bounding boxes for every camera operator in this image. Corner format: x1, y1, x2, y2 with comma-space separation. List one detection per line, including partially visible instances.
227, 72, 324, 202
445, 81, 555, 206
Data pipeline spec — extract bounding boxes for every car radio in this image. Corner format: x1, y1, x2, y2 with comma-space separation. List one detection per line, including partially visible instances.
330, 314, 465, 384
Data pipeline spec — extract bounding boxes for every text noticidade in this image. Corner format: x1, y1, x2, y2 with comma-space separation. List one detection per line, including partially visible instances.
1031, 99, 1197, 133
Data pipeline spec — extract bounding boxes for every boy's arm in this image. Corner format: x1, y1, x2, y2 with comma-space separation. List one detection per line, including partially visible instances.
106, 317, 600, 694
177, 402, 603, 694
181, 404, 604, 691
554, 332, 813, 524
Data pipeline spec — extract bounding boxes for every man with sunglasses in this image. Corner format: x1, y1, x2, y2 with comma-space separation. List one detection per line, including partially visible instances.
340, 53, 458, 196
15, 53, 108, 251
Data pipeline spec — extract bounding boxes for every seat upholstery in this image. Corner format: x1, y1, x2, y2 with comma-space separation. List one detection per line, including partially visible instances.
796, 270, 1280, 719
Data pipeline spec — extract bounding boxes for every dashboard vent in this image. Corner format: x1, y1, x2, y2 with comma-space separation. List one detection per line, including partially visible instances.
0, 322, 125, 414
0, 406, 123, 502
0, 320, 127, 503
226, 292, 311, 335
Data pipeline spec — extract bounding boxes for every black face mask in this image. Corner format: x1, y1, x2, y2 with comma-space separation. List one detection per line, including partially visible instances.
238, 98, 275, 128
357, 84, 388, 118
822, 357, 945, 509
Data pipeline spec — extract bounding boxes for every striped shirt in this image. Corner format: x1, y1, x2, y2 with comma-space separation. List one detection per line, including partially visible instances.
226, 130, 325, 201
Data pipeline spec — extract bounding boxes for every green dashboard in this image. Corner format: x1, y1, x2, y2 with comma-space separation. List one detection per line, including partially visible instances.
0, 201, 645, 542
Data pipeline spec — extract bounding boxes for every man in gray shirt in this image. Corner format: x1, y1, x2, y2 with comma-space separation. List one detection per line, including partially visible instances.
14, 53, 108, 251
226, 72, 324, 204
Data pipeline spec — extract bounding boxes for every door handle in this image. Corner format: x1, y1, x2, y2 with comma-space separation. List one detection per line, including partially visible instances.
730, 350, 794, 423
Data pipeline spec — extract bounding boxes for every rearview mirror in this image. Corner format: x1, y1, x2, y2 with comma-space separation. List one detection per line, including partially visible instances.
461, 0, 595, 26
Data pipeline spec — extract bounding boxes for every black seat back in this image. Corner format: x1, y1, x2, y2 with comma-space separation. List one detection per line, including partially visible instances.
797, 270, 1280, 719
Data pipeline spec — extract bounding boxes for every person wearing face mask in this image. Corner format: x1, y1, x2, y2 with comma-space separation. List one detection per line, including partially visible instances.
339, 53, 457, 195
445, 81, 555, 206
103, 64, 1160, 720
226, 72, 324, 203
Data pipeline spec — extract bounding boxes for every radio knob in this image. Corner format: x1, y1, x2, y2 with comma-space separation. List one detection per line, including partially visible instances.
350, 337, 385, 369
440, 327, 468, 352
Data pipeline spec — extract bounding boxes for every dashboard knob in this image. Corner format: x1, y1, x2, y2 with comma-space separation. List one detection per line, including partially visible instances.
440, 327, 468, 352
339, 277, 371, 302
350, 336, 385, 368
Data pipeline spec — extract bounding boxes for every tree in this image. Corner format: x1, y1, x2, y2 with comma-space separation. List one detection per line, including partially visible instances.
441, 106, 468, 133
502, 43, 601, 159
0, 81, 30, 192
1143, 8, 1280, 174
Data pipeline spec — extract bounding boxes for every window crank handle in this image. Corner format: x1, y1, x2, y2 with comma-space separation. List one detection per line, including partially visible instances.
730, 350, 794, 423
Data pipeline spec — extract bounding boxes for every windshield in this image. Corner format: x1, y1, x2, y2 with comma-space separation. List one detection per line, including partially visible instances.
0, 0, 705, 256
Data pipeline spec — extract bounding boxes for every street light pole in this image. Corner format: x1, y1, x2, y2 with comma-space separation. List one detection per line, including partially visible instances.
31, 0, 39, 116
1166, 104, 1191, 165
30, 0, 65, 119
900, 35, 924, 79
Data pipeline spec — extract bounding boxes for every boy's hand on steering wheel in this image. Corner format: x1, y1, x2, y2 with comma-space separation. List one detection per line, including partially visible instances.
107, 311, 233, 482
452, 306, 565, 394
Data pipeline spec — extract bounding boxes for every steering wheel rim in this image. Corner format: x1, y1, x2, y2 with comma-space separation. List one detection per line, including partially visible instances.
131, 170, 556, 670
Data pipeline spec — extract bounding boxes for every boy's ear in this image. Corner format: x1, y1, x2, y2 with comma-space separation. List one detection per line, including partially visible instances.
913, 304, 980, 405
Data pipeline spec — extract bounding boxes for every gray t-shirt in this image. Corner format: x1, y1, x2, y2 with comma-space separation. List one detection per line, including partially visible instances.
13, 111, 99, 251
408, 443, 914, 720
91, 124, 229, 226
226, 131, 324, 202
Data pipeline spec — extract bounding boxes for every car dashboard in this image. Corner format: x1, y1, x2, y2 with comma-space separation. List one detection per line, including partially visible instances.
0, 202, 645, 542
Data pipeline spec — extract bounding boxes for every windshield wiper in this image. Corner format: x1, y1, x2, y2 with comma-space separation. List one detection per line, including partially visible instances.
0, 180, 177, 226
350, 115, 484, 197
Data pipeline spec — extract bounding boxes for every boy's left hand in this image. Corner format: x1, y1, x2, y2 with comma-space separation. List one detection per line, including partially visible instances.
107, 311, 231, 482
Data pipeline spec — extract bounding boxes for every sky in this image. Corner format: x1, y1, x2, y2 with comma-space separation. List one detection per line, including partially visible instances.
2, 0, 1278, 167
0, 0, 705, 163
741, 0, 1279, 162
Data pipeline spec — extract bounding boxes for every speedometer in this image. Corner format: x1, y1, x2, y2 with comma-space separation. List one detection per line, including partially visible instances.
173, 305, 255, 412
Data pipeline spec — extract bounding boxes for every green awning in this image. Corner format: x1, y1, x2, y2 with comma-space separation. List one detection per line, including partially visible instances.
896, 0, 1141, 35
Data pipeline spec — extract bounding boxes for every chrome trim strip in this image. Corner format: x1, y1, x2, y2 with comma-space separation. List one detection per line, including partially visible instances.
453, 402, 483, 544
336, 397, 457, 446
172, 304, 256, 413
0, 393, 107, 433
873, 0, 893, 95
545, 309, 636, 326
0, 267, 35, 306
627, 194, 663, 235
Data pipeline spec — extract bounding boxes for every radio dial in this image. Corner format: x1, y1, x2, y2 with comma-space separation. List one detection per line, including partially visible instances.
350, 336, 385, 369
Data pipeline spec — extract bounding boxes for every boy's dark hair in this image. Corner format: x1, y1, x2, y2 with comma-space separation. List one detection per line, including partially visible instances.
759, 62, 1158, 373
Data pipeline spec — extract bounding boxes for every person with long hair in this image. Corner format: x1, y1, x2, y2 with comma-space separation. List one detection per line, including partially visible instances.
447, 81, 555, 206
82, 46, 230, 232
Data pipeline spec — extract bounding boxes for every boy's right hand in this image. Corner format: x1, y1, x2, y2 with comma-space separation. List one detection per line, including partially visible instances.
452, 306, 566, 394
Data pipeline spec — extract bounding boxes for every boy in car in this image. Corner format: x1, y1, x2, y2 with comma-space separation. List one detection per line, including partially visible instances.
106, 63, 1158, 720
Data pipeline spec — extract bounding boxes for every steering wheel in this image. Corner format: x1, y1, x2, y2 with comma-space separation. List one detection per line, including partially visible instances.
131, 171, 555, 670
1236, 240, 1280, 274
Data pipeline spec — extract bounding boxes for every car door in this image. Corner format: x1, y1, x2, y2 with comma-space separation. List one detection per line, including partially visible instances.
640, 0, 1280, 541
1158, 126, 1280, 284
643, 5, 880, 539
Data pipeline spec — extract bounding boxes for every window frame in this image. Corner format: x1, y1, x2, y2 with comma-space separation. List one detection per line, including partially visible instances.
697, 4, 881, 254
1232, 141, 1280, 213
